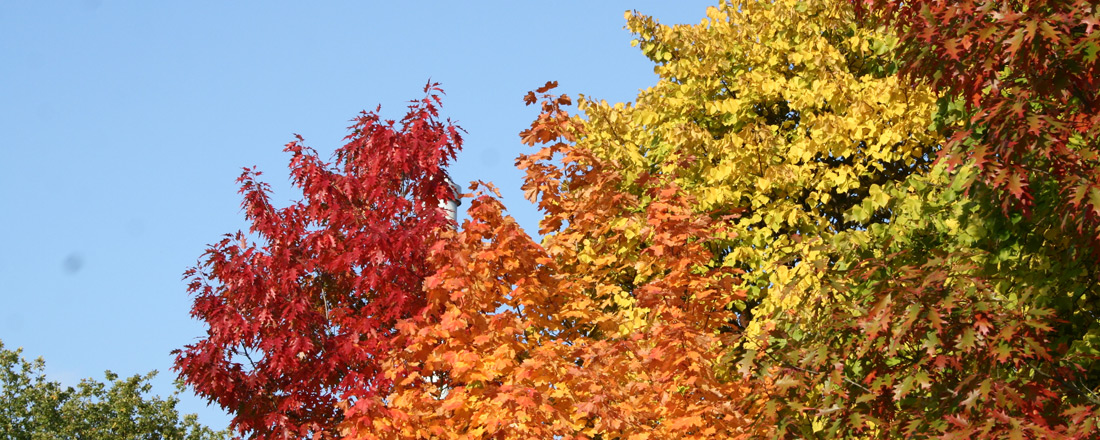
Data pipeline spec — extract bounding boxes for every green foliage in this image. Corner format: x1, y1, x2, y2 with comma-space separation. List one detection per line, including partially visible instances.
861, 0, 1100, 248
751, 162, 1100, 437
0, 340, 227, 440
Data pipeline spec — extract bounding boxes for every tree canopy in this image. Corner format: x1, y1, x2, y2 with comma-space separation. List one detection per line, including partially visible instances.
1, 340, 227, 440
174, 82, 462, 439
178, 1, 1100, 438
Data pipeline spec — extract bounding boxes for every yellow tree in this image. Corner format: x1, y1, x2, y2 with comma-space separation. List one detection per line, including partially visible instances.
573, 0, 939, 350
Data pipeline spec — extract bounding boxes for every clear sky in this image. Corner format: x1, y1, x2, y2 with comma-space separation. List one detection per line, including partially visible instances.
0, 1, 716, 430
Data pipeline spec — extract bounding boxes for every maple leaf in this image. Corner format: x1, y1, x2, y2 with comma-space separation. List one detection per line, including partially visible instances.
1005, 171, 1028, 200
535, 80, 559, 94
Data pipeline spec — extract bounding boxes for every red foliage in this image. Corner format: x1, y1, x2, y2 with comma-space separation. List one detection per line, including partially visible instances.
752, 250, 1099, 438
858, 0, 1100, 239
173, 82, 462, 439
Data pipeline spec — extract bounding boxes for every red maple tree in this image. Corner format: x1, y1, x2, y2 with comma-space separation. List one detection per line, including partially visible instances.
174, 82, 462, 439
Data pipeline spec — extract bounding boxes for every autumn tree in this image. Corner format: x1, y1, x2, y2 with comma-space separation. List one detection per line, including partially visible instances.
1, 340, 227, 440
592, 0, 942, 345
174, 82, 461, 439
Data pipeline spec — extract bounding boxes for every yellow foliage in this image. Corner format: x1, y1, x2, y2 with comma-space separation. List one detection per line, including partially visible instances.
572, 0, 939, 334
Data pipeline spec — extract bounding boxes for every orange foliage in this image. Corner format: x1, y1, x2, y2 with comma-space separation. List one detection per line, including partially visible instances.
339, 85, 763, 439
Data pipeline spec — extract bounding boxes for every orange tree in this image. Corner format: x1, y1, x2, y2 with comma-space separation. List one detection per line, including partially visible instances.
339, 83, 760, 439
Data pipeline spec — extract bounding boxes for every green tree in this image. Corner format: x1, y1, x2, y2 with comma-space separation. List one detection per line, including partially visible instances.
1, 340, 227, 440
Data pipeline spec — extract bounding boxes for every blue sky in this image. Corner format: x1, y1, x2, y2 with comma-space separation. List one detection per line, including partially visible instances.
0, 1, 715, 430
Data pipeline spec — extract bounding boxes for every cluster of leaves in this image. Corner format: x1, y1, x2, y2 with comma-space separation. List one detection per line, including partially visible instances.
750, 163, 1100, 438
857, 0, 1100, 241
605, 0, 940, 347
179, 1, 1100, 438
1, 340, 226, 440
